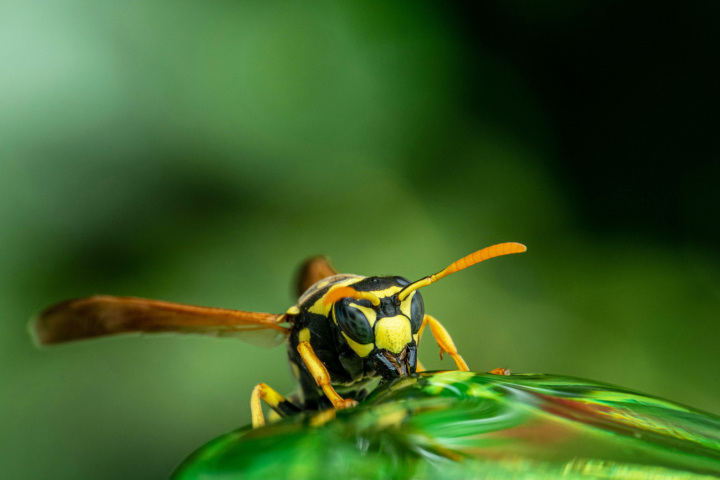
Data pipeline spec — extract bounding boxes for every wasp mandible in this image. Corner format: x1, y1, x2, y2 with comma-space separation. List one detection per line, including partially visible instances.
33, 242, 526, 427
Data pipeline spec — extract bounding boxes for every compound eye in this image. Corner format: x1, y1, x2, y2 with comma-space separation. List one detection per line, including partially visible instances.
334, 299, 374, 344
409, 292, 424, 334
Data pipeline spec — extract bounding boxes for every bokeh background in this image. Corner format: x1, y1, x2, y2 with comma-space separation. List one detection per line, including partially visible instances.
2, 1, 719, 478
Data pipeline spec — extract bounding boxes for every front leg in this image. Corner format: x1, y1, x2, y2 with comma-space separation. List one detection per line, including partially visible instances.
250, 383, 301, 428
421, 314, 469, 371
297, 340, 358, 410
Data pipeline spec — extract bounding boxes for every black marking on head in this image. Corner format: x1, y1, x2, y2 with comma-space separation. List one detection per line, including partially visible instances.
350, 276, 403, 292
334, 298, 374, 344
409, 291, 424, 333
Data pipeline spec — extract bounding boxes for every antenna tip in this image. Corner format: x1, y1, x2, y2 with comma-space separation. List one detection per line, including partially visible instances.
495, 242, 527, 254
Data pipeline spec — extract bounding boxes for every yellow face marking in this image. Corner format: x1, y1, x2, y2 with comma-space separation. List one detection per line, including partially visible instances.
374, 315, 411, 354
298, 328, 311, 344
308, 277, 364, 317
286, 305, 301, 315
369, 285, 403, 299
399, 291, 414, 319
341, 332, 374, 358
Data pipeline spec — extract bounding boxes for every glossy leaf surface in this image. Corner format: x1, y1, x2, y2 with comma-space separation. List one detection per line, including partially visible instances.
172, 372, 720, 479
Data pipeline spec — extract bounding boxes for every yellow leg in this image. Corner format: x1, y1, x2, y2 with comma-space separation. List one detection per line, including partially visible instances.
423, 314, 469, 371
416, 359, 426, 372
297, 341, 358, 409
250, 382, 293, 428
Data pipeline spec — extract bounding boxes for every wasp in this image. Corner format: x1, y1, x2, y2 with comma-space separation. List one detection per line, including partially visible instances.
33, 242, 526, 427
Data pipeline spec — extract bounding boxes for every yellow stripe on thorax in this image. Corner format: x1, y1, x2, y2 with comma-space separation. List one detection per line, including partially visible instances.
298, 328, 311, 343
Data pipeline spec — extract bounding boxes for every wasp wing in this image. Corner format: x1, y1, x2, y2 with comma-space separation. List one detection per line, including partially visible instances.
295, 256, 339, 298
33, 296, 289, 348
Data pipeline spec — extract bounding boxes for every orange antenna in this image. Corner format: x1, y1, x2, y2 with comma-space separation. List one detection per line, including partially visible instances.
397, 242, 527, 301
324, 286, 382, 307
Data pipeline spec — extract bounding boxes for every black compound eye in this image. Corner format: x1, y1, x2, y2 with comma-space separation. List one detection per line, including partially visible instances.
334, 299, 374, 344
410, 292, 424, 334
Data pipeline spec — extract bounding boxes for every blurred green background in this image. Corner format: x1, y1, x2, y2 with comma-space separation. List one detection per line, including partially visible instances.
2, 1, 719, 478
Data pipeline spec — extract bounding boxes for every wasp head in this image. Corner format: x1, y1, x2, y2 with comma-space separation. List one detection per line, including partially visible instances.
330, 276, 424, 380
323, 243, 528, 381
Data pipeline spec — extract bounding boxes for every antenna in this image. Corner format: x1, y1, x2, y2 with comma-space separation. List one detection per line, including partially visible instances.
397, 242, 527, 301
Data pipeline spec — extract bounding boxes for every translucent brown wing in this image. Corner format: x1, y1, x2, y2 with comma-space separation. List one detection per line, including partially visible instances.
294, 256, 339, 298
33, 296, 289, 348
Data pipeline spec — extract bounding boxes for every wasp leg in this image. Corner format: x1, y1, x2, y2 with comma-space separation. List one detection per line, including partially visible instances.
250, 383, 301, 428
422, 314, 470, 371
297, 340, 358, 410
490, 367, 511, 376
